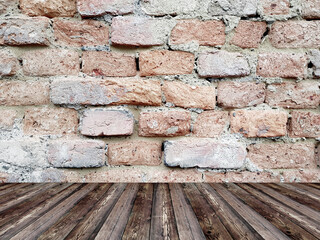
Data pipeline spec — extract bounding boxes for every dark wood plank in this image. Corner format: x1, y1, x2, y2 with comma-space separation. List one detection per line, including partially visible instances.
181, 183, 232, 240
0, 183, 40, 205
307, 183, 320, 190
94, 184, 139, 240
280, 184, 320, 203
293, 184, 320, 197
0, 183, 20, 193
150, 183, 179, 240
169, 183, 206, 240
122, 184, 153, 240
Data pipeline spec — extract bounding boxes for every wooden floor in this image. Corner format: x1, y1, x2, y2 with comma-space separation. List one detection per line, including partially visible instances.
0, 183, 319, 239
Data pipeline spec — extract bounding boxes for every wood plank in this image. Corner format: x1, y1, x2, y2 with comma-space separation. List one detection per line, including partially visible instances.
150, 183, 179, 240
280, 184, 320, 203
307, 183, 320, 190
122, 184, 153, 240
181, 183, 232, 240
196, 183, 263, 240
0, 183, 21, 193
293, 184, 320, 197
94, 183, 139, 240
0, 183, 39, 204
169, 183, 206, 240
38, 184, 112, 240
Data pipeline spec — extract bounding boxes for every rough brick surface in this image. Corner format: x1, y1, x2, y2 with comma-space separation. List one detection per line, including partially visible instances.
208, 0, 257, 16
80, 109, 134, 136
230, 110, 287, 137
82, 51, 136, 77
48, 140, 105, 168
289, 111, 320, 138
111, 16, 173, 46
231, 21, 267, 48
163, 81, 216, 109
266, 81, 320, 108
0, 17, 50, 45
302, 0, 320, 19
309, 50, 320, 77
0, 109, 17, 128
53, 19, 109, 47
77, 0, 134, 16
164, 138, 247, 168
23, 107, 78, 135
0, 49, 19, 76
170, 19, 225, 46
141, 0, 198, 16
282, 169, 320, 182
0, 0, 18, 15
0, 81, 49, 106
262, 0, 290, 15
22, 49, 79, 76
139, 110, 191, 137
51, 77, 162, 106
248, 142, 316, 169
269, 21, 320, 48
192, 111, 229, 137
108, 141, 162, 166
257, 53, 307, 78
140, 50, 194, 76
217, 82, 265, 108
197, 51, 250, 78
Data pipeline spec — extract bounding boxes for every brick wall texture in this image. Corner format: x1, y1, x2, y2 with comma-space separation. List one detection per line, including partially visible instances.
0, 0, 319, 183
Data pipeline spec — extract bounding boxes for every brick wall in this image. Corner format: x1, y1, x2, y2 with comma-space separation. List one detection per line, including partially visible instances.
0, 0, 319, 183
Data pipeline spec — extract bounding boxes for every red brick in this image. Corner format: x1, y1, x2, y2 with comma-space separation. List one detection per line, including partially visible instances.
163, 81, 216, 109
282, 169, 320, 182
248, 142, 316, 169
0, 49, 19, 76
20, 0, 76, 17
231, 21, 267, 48
108, 141, 162, 166
0, 0, 18, 15
266, 81, 320, 109
302, 0, 320, 19
230, 110, 287, 137
0, 109, 17, 128
0, 17, 50, 45
51, 76, 162, 106
262, 0, 290, 15
204, 171, 281, 183
0, 81, 49, 106
111, 16, 173, 46
310, 50, 320, 77
139, 110, 191, 137
77, 0, 135, 16
257, 53, 307, 78
289, 111, 320, 138
23, 107, 78, 135
269, 21, 320, 48
22, 49, 79, 76
140, 50, 194, 76
80, 109, 134, 136
217, 81, 265, 108
170, 19, 225, 46
192, 111, 229, 137
82, 51, 136, 77
53, 19, 109, 47
197, 51, 250, 78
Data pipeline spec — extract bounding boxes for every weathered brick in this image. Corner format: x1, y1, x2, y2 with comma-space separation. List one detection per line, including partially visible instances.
22, 49, 79, 76
257, 53, 307, 78
23, 107, 78, 135
0, 81, 49, 106
163, 81, 216, 109
230, 110, 287, 137
20, 0, 76, 17
217, 81, 265, 108
309, 50, 320, 77
248, 142, 316, 169
0, 17, 50, 45
0, 49, 19, 76
139, 50, 194, 76
77, 0, 135, 16
231, 21, 267, 48
289, 111, 320, 138
0, 0, 18, 15
80, 109, 134, 136
141, 0, 198, 16
53, 19, 109, 47
302, 0, 320, 19
108, 141, 162, 166
111, 16, 173, 46
204, 171, 281, 183
48, 140, 105, 168
139, 110, 191, 137
192, 111, 229, 137
82, 51, 136, 77
262, 0, 290, 15
266, 81, 320, 109
269, 21, 320, 48
197, 51, 250, 78
30, 168, 81, 182
170, 19, 225, 46
51, 76, 162, 106
282, 169, 320, 182
208, 0, 257, 16
164, 138, 247, 169
0, 109, 17, 128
